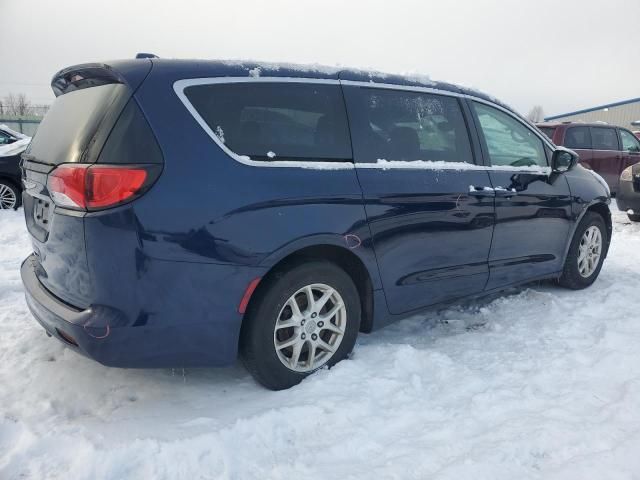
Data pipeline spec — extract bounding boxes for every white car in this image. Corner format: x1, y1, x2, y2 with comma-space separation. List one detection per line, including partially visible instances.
0, 125, 31, 209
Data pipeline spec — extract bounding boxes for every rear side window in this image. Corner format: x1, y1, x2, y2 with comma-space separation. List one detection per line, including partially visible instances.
538, 127, 556, 141
564, 126, 592, 149
590, 127, 619, 150
183, 82, 352, 162
343, 87, 473, 163
472, 102, 547, 168
98, 99, 163, 164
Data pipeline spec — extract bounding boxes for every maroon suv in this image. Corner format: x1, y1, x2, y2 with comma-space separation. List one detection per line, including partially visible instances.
537, 122, 640, 194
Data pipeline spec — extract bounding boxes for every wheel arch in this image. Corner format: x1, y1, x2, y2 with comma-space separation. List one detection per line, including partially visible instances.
563, 200, 612, 265
0, 174, 21, 190
245, 243, 376, 335
586, 202, 612, 249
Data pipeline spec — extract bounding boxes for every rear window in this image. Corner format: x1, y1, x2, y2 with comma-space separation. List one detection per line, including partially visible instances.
538, 127, 556, 141
183, 82, 352, 162
564, 126, 592, 149
591, 127, 619, 150
26, 84, 129, 165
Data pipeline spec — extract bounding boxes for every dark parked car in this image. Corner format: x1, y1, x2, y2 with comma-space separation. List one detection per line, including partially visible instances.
537, 122, 640, 194
618, 164, 640, 221
0, 125, 30, 209
21, 59, 611, 390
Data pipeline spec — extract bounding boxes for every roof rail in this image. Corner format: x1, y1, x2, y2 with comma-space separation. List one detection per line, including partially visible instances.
135, 53, 158, 59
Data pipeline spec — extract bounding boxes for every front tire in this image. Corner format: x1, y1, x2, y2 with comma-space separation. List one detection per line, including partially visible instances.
240, 261, 361, 390
0, 180, 20, 210
559, 212, 607, 289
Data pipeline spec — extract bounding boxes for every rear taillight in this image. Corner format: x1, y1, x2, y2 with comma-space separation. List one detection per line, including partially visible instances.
47, 164, 159, 211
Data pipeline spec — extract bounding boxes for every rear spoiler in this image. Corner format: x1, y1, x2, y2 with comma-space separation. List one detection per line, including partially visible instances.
51, 64, 125, 97
51, 59, 154, 97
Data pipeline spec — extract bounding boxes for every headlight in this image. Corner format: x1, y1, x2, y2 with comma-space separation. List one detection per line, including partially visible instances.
621, 166, 633, 181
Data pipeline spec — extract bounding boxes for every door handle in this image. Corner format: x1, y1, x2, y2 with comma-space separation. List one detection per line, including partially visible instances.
468, 186, 495, 197
493, 187, 518, 198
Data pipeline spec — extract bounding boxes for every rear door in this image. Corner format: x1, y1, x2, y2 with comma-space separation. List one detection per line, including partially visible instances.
342, 85, 495, 315
619, 128, 640, 172
590, 126, 622, 193
469, 101, 573, 290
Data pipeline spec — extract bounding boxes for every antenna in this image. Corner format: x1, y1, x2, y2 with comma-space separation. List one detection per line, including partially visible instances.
135, 53, 159, 59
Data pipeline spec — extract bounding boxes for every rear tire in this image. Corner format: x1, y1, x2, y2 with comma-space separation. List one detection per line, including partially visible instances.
558, 211, 607, 289
0, 180, 20, 210
628, 213, 640, 222
240, 261, 361, 390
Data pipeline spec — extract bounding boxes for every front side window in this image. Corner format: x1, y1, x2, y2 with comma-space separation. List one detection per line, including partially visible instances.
472, 102, 547, 167
590, 127, 619, 151
620, 129, 640, 153
564, 126, 592, 149
343, 87, 474, 163
183, 82, 352, 162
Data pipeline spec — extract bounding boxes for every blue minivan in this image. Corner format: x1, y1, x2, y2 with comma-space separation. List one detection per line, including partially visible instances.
20, 58, 611, 389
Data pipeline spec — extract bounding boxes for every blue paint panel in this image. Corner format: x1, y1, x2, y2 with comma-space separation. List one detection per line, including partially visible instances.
19, 58, 612, 370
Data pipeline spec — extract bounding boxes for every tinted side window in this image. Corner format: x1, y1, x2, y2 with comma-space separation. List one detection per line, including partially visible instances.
184, 83, 352, 162
0, 131, 11, 145
343, 87, 473, 163
472, 102, 547, 167
590, 127, 619, 150
620, 129, 640, 152
539, 127, 556, 141
564, 126, 592, 149
98, 99, 163, 164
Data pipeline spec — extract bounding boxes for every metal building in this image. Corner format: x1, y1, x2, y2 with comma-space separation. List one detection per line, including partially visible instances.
545, 97, 640, 131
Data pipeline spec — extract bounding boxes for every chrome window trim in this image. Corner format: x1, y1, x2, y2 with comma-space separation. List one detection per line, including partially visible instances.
173, 76, 554, 173
173, 77, 353, 169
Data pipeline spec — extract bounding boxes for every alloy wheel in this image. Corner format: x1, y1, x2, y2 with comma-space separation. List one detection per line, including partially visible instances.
577, 225, 602, 278
273, 283, 347, 372
0, 183, 17, 210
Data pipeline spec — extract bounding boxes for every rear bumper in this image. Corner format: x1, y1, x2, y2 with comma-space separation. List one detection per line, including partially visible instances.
616, 180, 640, 213
21, 254, 260, 368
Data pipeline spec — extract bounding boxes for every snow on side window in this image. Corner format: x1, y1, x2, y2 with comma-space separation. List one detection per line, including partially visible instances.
184, 83, 352, 162
343, 87, 474, 165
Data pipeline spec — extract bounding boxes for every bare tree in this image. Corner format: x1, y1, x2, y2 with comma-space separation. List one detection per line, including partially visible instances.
3, 93, 32, 117
526, 105, 545, 123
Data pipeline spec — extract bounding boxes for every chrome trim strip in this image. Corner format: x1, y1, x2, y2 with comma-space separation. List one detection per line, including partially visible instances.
173, 77, 352, 169
173, 76, 555, 171
462, 94, 556, 151
339, 79, 465, 98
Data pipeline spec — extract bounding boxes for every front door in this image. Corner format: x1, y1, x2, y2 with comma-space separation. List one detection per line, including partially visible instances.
619, 128, 640, 174
342, 85, 495, 315
469, 101, 573, 290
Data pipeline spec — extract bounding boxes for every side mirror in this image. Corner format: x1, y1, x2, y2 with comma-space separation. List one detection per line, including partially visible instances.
551, 148, 578, 173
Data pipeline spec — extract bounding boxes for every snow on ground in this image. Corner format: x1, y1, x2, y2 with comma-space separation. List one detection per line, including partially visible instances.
1, 206, 640, 479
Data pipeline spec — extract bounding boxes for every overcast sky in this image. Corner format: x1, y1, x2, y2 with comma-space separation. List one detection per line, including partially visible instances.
1, 0, 638, 117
